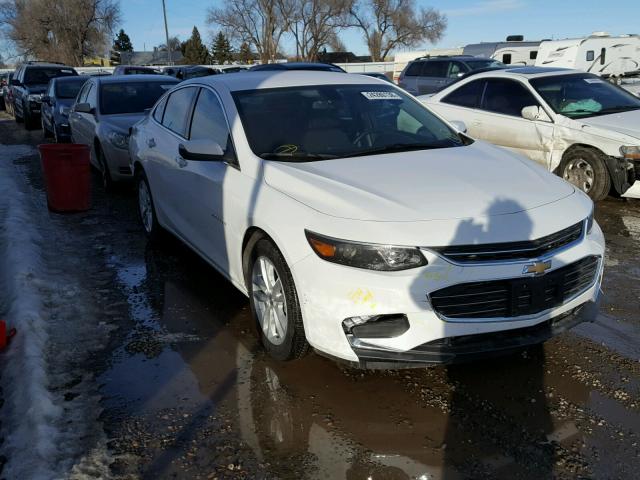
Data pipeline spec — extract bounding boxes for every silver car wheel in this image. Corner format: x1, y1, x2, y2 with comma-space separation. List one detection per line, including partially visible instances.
563, 158, 595, 193
252, 256, 288, 346
138, 180, 153, 234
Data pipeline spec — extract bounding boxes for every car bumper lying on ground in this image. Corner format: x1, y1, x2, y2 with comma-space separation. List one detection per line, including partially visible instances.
293, 220, 605, 368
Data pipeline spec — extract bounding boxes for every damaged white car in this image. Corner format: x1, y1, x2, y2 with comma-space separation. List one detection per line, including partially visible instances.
420, 67, 640, 201
130, 72, 604, 368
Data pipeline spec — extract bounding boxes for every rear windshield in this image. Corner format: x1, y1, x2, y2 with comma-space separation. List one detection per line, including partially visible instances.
24, 68, 77, 86
55, 78, 88, 99
100, 81, 177, 115
125, 68, 159, 75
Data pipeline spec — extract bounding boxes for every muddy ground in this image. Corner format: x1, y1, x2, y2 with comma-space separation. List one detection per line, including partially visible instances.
1, 111, 639, 479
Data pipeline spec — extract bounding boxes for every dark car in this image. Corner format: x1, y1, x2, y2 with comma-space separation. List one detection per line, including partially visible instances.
10, 62, 78, 129
358, 72, 393, 82
398, 56, 505, 95
112, 65, 161, 75
0, 71, 13, 110
249, 62, 346, 73
41, 76, 90, 142
164, 65, 220, 81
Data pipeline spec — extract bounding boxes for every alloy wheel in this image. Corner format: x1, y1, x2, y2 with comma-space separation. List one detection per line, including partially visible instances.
252, 256, 288, 345
138, 180, 153, 234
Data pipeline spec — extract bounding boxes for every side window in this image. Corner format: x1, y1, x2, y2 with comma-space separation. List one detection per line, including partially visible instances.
530, 50, 538, 60
447, 62, 464, 78
481, 79, 539, 117
586, 50, 594, 62
153, 95, 168, 123
421, 61, 447, 78
77, 83, 91, 103
502, 53, 512, 64
162, 87, 197, 137
404, 62, 423, 77
441, 79, 485, 108
189, 89, 232, 155
86, 84, 98, 109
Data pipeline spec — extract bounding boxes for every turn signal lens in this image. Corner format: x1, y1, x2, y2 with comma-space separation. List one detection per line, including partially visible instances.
620, 145, 640, 160
305, 230, 427, 271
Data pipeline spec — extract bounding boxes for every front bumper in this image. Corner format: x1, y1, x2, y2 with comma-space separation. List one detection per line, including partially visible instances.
101, 141, 134, 181
606, 156, 637, 194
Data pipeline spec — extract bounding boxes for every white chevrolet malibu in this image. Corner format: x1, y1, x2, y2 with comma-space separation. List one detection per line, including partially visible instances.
129, 71, 605, 368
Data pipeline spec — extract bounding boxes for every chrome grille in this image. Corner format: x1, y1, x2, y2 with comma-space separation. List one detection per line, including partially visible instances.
432, 221, 584, 263
429, 255, 599, 319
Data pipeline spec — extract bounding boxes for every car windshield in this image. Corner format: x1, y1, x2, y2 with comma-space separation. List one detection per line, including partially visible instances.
233, 84, 465, 161
125, 68, 158, 75
100, 81, 177, 115
55, 78, 88, 99
24, 67, 76, 86
465, 60, 505, 70
530, 73, 640, 118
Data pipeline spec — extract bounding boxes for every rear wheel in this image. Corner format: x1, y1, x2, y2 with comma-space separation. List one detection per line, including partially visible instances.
248, 238, 308, 361
559, 147, 611, 202
137, 169, 163, 241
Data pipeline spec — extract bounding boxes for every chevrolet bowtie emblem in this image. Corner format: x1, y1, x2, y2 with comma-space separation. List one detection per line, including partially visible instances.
523, 260, 552, 275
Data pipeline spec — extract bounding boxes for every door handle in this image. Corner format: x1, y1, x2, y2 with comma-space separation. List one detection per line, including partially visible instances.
147, 138, 156, 148
174, 156, 187, 168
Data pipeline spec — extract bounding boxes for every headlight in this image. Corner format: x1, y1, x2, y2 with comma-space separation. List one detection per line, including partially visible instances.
108, 131, 129, 149
586, 205, 594, 234
305, 231, 428, 271
58, 105, 70, 117
620, 146, 640, 160
27, 93, 42, 102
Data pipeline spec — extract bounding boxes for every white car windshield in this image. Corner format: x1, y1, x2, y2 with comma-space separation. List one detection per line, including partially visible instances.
233, 84, 466, 161
531, 73, 640, 119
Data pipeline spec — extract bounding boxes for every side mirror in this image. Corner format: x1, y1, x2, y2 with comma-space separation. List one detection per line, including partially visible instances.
10, 78, 21, 87
42, 95, 51, 105
74, 102, 94, 114
521, 105, 551, 122
178, 139, 224, 161
449, 120, 467, 134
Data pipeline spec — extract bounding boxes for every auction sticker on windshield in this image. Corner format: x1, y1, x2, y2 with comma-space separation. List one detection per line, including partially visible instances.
361, 91, 402, 100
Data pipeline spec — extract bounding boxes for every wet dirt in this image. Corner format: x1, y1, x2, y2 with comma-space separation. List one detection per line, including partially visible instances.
1, 111, 639, 479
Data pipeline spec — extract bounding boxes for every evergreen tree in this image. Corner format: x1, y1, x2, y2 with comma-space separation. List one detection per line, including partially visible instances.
237, 41, 253, 65
183, 26, 210, 64
211, 32, 233, 65
112, 29, 133, 52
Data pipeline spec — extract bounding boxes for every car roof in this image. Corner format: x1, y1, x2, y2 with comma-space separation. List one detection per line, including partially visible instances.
454, 66, 582, 81
117, 65, 158, 69
53, 75, 90, 83
180, 70, 383, 92
23, 63, 72, 68
413, 55, 493, 62
94, 74, 179, 84
250, 62, 345, 72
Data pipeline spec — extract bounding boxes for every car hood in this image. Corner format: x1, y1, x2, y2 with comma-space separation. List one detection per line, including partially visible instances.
25, 85, 47, 94
578, 109, 640, 142
264, 141, 575, 222
100, 113, 146, 133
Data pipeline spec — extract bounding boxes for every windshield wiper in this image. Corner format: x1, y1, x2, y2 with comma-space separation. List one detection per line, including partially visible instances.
259, 152, 339, 161
343, 143, 441, 158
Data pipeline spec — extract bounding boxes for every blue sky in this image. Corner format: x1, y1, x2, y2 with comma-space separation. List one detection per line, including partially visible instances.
121, 0, 639, 55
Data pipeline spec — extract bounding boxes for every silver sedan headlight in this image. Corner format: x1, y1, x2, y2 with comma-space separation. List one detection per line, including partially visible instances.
305, 231, 427, 271
107, 131, 129, 150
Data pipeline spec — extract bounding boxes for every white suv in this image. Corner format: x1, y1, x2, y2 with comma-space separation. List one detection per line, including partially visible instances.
129, 71, 604, 368
419, 67, 640, 201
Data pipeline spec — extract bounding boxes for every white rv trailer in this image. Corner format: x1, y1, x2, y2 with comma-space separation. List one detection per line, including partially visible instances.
392, 47, 463, 83
463, 36, 542, 66
535, 33, 640, 77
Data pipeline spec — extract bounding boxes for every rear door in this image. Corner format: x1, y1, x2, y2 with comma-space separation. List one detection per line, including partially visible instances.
398, 62, 423, 95
431, 78, 486, 137
472, 78, 554, 165
416, 61, 449, 94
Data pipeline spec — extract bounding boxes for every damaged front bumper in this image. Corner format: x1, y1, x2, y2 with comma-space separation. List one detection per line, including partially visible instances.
606, 156, 638, 194
347, 292, 601, 369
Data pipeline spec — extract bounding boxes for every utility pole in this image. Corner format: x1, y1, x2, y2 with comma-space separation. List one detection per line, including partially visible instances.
161, 0, 173, 66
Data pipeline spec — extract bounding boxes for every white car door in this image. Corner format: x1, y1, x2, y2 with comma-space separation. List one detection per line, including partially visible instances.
469, 78, 554, 166
428, 79, 488, 139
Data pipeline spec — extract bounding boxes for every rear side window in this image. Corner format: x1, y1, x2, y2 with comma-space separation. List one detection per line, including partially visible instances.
162, 87, 197, 137
482, 79, 539, 116
153, 96, 168, 123
421, 61, 447, 78
442, 79, 485, 108
404, 62, 423, 76
189, 89, 231, 153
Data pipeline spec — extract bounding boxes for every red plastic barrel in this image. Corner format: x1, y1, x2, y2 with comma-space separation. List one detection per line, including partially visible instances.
38, 144, 91, 212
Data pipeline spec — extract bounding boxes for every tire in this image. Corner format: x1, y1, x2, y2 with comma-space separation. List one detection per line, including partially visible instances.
14, 104, 23, 123
247, 237, 309, 361
559, 147, 611, 202
136, 169, 163, 241
96, 145, 114, 191
24, 107, 38, 130
42, 116, 52, 139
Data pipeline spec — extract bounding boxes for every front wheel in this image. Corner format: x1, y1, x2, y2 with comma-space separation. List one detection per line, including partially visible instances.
97, 147, 114, 191
248, 238, 309, 361
559, 147, 611, 201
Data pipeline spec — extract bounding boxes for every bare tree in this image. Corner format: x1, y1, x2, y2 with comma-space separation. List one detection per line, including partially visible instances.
207, 0, 291, 63
0, 0, 119, 66
283, 0, 351, 61
349, 0, 446, 61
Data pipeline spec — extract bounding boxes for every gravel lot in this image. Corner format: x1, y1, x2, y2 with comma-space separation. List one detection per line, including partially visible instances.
1, 111, 639, 479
